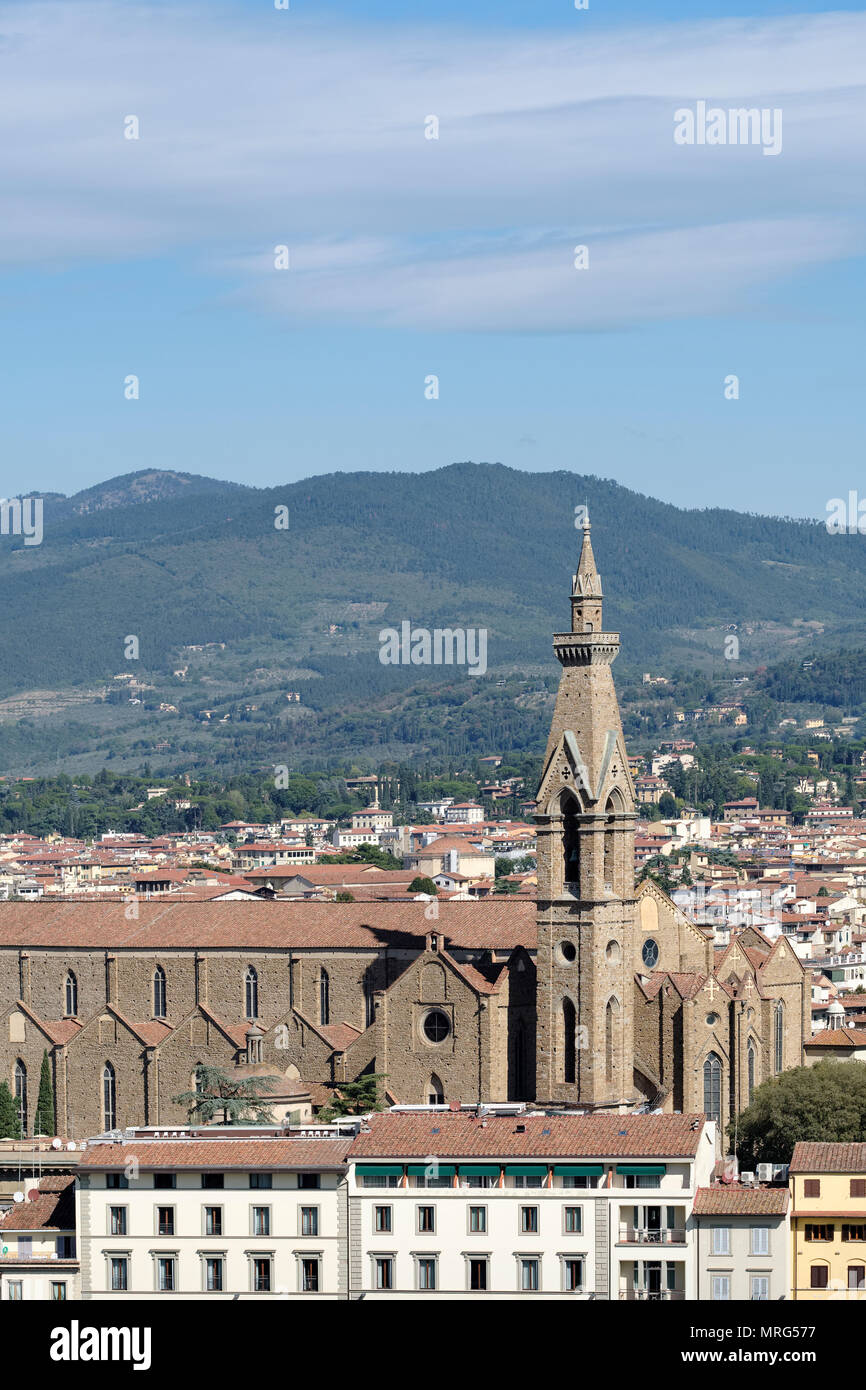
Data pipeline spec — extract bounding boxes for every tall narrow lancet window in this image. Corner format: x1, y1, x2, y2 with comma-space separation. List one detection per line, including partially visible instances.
245, 966, 259, 1020
562, 794, 581, 891
703, 1052, 722, 1124
14, 1060, 27, 1137
102, 1062, 116, 1131
65, 971, 78, 1017
562, 997, 577, 1084
747, 1041, 756, 1101
774, 1002, 784, 1073
320, 968, 330, 1026
605, 997, 620, 1083
153, 965, 167, 1019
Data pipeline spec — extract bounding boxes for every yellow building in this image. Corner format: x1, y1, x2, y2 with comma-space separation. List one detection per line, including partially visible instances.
790, 1142, 866, 1299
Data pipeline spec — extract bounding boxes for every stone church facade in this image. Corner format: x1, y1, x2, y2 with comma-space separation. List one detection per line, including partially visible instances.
0, 520, 807, 1138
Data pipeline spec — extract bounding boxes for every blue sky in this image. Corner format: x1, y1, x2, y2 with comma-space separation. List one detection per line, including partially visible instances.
0, 0, 863, 518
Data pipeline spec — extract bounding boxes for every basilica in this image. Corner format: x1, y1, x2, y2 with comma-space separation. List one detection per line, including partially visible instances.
0, 519, 807, 1138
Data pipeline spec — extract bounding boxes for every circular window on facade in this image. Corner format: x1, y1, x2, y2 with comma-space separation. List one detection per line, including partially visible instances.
642, 938, 659, 969
422, 1009, 451, 1043
605, 940, 621, 963
706, 1013, 719, 1026
557, 940, 577, 964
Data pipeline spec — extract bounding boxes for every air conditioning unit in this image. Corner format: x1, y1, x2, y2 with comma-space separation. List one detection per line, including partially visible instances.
773, 1164, 790, 1182
740, 1171, 755, 1187
757, 1163, 773, 1183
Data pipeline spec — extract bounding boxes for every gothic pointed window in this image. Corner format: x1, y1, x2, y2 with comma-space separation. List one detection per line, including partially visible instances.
14, 1059, 27, 1137
319, 968, 330, 1026
244, 966, 258, 1021
703, 1052, 722, 1124
153, 965, 167, 1019
562, 997, 577, 1084
605, 997, 620, 1084
561, 794, 581, 890
604, 794, 620, 891
747, 1040, 756, 1101
774, 1002, 784, 1073
65, 971, 78, 1017
102, 1062, 116, 1132
427, 1073, 444, 1105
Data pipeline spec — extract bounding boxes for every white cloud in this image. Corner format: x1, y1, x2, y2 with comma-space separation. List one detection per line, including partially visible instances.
0, 2, 863, 329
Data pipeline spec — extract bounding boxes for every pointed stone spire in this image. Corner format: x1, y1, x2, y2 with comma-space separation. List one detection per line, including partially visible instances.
571, 509, 603, 633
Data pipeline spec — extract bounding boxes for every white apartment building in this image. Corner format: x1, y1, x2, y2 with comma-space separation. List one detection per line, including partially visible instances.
345, 1110, 717, 1300
76, 1128, 352, 1299
693, 1185, 790, 1301
0, 1175, 79, 1301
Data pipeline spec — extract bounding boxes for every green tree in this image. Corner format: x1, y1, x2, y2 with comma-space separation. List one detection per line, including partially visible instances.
409, 876, 438, 894
732, 1061, 866, 1166
172, 1064, 281, 1126
0, 1081, 21, 1138
335, 890, 355, 902
34, 1051, 55, 1135
318, 1073, 386, 1122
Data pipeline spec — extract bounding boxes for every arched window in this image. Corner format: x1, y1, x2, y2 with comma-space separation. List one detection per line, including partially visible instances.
562, 997, 577, 1084
605, 997, 620, 1084
244, 966, 258, 1020
320, 968, 330, 1026
774, 1002, 784, 1073
14, 1060, 27, 1137
152, 965, 166, 1019
703, 1052, 722, 1124
747, 1040, 756, 1101
102, 1062, 116, 1132
604, 794, 620, 891
427, 1073, 444, 1105
193, 1063, 204, 1093
65, 971, 78, 1017
561, 794, 581, 891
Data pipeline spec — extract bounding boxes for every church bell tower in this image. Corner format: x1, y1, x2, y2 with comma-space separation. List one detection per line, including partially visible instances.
534, 514, 637, 1108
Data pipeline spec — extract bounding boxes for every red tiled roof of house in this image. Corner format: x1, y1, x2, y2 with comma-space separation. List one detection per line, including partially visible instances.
805, 1027, 866, 1047
347, 1111, 707, 1159
791, 1142, 866, 1174
693, 1186, 789, 1216
0, 1175, 76, 1231
79, 1138, 352, 1169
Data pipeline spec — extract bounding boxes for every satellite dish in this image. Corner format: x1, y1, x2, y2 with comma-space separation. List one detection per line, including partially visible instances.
12, 1192, 23, 1203
66, 1141, 77, 1151
51, 1138, 62, 1150
26, 1188, 39, 1202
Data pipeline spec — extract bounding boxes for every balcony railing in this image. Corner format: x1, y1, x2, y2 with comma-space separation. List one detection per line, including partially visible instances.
620, 1290, 686, 1301
618, 1226, 686, 1245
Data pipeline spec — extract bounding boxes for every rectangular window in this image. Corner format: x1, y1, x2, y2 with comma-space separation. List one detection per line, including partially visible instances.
50, 1282, 67, 1301
375, 1206, 392, 1233
849, 1265, 866, 1290
206, 1257, 224, 1292
805, 1224, 835, 1242
513, 1175, 544, 1190
201, 1173, 224, 1190
461, 1174, 496, 1189
204, 1206, 223, 1237
301, 1257, 320, 1293
750, 1226, 769, 1256
252, 1206, 271, 1237
521, 1206, 539, 1234
751, 1276, 769, 1300
561, 1175, 599, 1190
253, 1257, 272, 1292
157, 1257, 175, 1292
110, 1257, 128, 1291
154, 1173, 176, 1190
711, 1227, 731, 1256
417, 1257, 437, 1291
109, 1206, 127, 1236
301, 1207, 319, 1237
564, 1207, 582, 1235
375, 1257, 393, 1290
414, 1174, 452, 1189
7, 1282, 22, 1301
417, 1205, 435, 1234
297, 1173, 320, 1190
469, 1258, 488, 1291
711, 1275, 730, 1301
106, 1173, 128, 1190
469, 1206, 487, 1234
842, 1225, 866, 1241
804, 1179, 821, 1199
57, 1236, 76, 1259
810, 1266, 828, 1289
563, 1258, 583, 1292
157, 1207, 175, 1237
851, 1180, 866, 1198
362, 1175, 399, 1189
626, 1174, 659, 1190
520, 1258, 540, 1292
250, 1173, 273, 1189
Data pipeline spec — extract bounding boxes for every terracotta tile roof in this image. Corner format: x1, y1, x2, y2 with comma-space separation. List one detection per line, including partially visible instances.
0, 1174, 76, 1231
693, 1185, 789, 1216
318, 1022, 363, 1051
79, 1138, 352, 1169
0, 900, 535, 952
805, 1027, 866, 1047
347, 1112, 707, 1159
790, 1142, 866, 1174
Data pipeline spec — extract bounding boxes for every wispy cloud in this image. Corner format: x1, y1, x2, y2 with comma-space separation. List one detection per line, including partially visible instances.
1, 2, 863, 330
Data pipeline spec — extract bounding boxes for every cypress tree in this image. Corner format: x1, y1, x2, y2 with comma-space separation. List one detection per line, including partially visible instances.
34, 1051, 55, 1135
0, 1081, 21, 1139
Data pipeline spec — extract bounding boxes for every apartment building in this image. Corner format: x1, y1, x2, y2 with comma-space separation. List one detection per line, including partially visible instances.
345, 1109, 717, 1300
76, 1128, 352, 1299
789, 1141, 866, 1300
0, 1175, 79, 1301
693, 1184, 789, 1300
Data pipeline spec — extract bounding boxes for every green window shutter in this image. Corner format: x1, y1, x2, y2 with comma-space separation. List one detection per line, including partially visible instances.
355, 1164, 404, 1177
554, 1164, 604, 1177
615, 1164, 666, 1176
